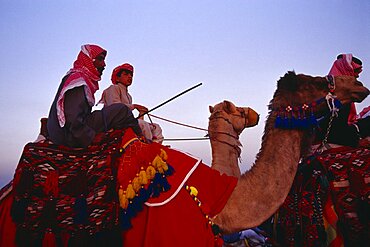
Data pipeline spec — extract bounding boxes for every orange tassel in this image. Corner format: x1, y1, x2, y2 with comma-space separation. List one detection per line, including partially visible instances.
146, 166, 156, 180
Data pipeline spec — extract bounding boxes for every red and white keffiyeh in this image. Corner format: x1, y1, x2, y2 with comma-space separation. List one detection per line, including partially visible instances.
57, 44, 106, 127
328, 53, 362, 124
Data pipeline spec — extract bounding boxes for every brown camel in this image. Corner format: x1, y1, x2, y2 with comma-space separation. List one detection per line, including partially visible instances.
0, 72, 368, 246
213, 72, 369, 233
208, 100, 259, 177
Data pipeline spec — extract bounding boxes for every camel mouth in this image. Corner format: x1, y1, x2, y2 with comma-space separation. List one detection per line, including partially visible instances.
352, 87, 370, 102
246, 108, 259, 127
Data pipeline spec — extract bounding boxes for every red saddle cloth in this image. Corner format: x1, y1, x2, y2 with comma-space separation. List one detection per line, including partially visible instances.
0, 128, 237, 247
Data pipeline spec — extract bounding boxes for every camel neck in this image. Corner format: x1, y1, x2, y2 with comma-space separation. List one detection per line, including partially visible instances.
209, 117, 241, 177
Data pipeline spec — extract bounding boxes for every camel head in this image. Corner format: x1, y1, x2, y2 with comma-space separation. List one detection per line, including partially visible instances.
270, 71, 369, 119
209, 100, 259, 135
331, 75, 370, 105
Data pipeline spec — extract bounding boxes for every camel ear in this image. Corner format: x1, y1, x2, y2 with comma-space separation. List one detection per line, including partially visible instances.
209, 105, 214, 113
223, 100, 237, 113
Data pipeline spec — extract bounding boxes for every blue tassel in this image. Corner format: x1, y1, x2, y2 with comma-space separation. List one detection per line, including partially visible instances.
291, 116, 297, 129
275, 115, 282, 128
164, 164, 175, 176
161, 177, 171, 192
146, 183, 153, 197
282, 117, 289, 129
119, 210, 132, 230
131, 196, 143, 211
139, 187, 150, 202
334, 99, 342, 109
309, 113, 317, 127
152, 173, 162, 197
301, 117, 308, 129
74, 197, 88, 224
126, 202, 137, 218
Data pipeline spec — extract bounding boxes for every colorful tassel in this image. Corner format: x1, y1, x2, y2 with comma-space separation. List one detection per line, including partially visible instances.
146, 166, 156, 180
161, 175, 171, 191
139, 169, 148, 185
165, 164, 175, 176
159, 148, 168, 160
138, 187, 150, 202
125, 184, 135, 199
119, 210, 132, 230
132, 177, 141, 192
118, 188, 128, 209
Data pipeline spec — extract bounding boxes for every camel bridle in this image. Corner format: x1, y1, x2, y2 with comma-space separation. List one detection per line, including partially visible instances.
208, 109, 249, 157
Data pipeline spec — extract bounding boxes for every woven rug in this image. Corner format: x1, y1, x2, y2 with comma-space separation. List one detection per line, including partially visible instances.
275, 142, 369, 247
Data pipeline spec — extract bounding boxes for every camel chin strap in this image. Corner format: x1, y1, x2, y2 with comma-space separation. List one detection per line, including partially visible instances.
315, 75, 340, 154
208, 114, 242, 158
325, 92, 340, 117
325, 74, 340, 117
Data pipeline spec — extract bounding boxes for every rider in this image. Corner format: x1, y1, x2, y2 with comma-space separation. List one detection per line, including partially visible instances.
315, 53, 369, 147
100, 63, 164, 143
47, 45, 142, 148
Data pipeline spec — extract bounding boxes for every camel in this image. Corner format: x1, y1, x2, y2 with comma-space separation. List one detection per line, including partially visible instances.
208, 100, 259, 177
273, 135, 370, 246
213, 72, 369, 233
0, 72, 368, 247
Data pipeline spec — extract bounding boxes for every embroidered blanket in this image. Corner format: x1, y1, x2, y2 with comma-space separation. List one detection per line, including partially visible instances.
9, 128, 182, 246
11, 129, 128, 244
2, 127, 237, 247
275, 141, 369, 247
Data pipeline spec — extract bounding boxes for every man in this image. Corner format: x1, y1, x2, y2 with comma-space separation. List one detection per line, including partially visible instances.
47, 44, 142, 148
100, 63, 164, 143
315, 53, 369, 147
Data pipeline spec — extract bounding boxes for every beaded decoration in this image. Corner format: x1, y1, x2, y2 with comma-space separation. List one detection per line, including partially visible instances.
118, 148, 174, 230
274, 74, 342, 130
185, 185, 224, 246
274, 96, 342, 130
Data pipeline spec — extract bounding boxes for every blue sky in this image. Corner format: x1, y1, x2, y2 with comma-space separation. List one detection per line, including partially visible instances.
1, 0, 369, 187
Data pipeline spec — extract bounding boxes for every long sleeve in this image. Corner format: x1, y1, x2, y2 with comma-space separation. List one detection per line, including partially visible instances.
63, 86, 96, 147
102, 84, 135, 110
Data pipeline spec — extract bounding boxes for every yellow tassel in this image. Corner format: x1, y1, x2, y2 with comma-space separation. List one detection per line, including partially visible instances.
132, 177, 141, 192
152, 155, 161, 169
118, 188, 124, 198
152, 155, 168, 174
159, 149, 168, 161
139, 170, 148, 185
118, 189, 128, 209
189, 186, 198, 197
146, 166, 156, 180
126, 184, 135, 199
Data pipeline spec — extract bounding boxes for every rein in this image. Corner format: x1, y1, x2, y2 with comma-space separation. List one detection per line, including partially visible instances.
148, 114, 209, 142
149, 110, 244, 157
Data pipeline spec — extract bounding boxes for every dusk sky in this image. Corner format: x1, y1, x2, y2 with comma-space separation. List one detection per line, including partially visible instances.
1, 0, 369, 187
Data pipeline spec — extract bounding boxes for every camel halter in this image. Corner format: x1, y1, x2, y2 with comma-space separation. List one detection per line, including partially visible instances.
208, 109, 246, 157
273, 75, 341, 130
315, 75, 340, 154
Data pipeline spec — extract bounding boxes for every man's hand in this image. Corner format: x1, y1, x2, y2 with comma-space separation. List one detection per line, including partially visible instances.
134, 104, 148, 119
